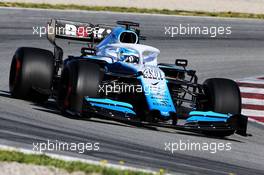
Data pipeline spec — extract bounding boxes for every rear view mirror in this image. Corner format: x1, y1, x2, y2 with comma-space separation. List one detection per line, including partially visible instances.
175, 59, 188, 68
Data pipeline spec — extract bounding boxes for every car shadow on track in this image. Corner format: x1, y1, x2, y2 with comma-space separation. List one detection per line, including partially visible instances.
0, 90, 243, 142
28, 97, 159, 130
31, 101, 244, 142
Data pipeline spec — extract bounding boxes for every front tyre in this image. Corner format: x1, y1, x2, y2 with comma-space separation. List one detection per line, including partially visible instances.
57, 60, 103, 115
202, 78, 241, 114
201, 78, 241, 137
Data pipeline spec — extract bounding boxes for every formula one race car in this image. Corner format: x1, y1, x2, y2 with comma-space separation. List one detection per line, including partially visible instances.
9, 19, 248, 137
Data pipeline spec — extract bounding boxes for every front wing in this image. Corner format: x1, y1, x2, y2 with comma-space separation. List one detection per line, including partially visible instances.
82, 97, 248, 137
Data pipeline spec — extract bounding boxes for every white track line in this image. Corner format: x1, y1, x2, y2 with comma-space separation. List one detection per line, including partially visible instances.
242, 98, 264, 106
242, 109, 264, 117
0, 145, 160, 175
240, 87, 264, 94
0, 144, 228, 174
238, 80, 264, 85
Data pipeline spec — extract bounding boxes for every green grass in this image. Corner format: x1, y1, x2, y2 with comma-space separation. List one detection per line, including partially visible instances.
0, 149, 158, 175
0, 2, 264, 19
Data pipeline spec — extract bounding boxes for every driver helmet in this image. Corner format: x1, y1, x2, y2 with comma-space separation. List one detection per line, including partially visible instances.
118, 47, 139, 63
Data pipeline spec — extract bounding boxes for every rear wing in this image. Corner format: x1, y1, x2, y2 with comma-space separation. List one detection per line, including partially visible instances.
47, 19, 113, 45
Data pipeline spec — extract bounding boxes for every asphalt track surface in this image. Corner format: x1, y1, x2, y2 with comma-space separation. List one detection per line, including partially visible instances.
0, 8, 264, 174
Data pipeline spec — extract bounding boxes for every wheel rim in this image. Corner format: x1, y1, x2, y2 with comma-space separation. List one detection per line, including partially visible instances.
9, 57, 21, 91
64, 84, 72, 108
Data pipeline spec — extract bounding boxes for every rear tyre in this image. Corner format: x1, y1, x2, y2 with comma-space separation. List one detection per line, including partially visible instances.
9, 47, 54, 102
203, 78, 241, 114
57, 60, 103, 115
